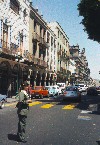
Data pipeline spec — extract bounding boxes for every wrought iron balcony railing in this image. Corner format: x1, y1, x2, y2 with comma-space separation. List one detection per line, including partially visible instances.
0, 39, 19, 56
0, 39, 48, 68
33, 32, 49, 48
33, 32, 40, 42
23, 51, 47, 68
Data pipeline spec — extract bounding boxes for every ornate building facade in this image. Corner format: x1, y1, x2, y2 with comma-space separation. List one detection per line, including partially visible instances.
48, 22, 70, 85
0, 0, 30, 95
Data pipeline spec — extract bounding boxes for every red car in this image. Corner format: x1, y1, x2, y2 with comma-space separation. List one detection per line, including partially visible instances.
30, 86, 49, 99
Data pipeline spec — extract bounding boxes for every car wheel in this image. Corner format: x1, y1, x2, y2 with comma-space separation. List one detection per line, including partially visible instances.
0, 100, 5, 109
46, 94, 49, 98
40, 94, 43, 99
77, 97, 81, 102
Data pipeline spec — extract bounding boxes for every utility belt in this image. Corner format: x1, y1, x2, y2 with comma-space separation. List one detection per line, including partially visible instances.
16, 102, 29, 110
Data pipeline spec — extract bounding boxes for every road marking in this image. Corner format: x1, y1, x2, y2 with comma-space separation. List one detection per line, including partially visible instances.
62, 105, 75, 110
78, 115, 91, 120
5, 102, 17, 107
81, 110, 92, 114
41, 103, 54, 108
29, 101, 42, 106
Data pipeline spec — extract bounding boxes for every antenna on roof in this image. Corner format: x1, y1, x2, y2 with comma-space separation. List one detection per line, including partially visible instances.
35, 6, 38, 12
40, 11, 43, 18
29, 0, 32, 5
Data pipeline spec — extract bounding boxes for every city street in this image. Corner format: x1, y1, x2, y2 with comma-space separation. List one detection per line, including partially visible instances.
0, 94, 100, 145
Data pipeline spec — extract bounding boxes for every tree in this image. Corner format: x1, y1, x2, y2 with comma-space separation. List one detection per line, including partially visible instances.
77, 0, 100, 43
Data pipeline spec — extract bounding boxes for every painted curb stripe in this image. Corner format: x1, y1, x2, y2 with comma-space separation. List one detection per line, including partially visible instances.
62, 105, 75, 110
29, 101, 42, 106
5, 103, 17, 107
41, 104, 54, 108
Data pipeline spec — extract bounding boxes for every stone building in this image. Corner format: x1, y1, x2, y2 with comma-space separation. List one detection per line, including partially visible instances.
0, 0, 58, 95
0, 0, 30, 95
69, 45, 90, 85
48, 22, 70, 85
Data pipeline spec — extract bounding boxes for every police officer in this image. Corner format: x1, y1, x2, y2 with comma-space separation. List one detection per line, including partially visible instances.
16, 85, 31, 143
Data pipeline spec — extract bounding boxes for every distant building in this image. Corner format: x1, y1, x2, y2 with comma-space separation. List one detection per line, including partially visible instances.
69, 45, 90, 85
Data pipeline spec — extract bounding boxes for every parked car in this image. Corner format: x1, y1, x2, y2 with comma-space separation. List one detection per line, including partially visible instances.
30, 86, 49, 99
75, 84, 88, 92
57, 83, 66, 92
45, 86, 59, 97
0, 94, 7, 109
63, 86, 81, 101
45, 85, 62, 96
87, 87, 98, 96
53, 85, 62, 94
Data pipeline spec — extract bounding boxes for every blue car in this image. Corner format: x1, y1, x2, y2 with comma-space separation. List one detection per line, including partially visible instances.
63, 86, 81, 101
0, 94, 7, 109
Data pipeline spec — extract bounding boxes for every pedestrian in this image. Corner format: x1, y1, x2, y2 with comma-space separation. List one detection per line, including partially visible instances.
16, 84, 31, 143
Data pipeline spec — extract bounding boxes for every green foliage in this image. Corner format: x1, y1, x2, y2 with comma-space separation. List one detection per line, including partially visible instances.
77, 0, 100, 43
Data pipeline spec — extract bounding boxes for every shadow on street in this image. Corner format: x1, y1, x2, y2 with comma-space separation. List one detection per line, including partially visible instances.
8, 134, 18, 142
76, 94, 100, 115
35, 94, 100, 115
96, 141, 100, 145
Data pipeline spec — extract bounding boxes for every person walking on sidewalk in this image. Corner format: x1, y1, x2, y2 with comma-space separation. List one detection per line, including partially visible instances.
16, 84, 31, 143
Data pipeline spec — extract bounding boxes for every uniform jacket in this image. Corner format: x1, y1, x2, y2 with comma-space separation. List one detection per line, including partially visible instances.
16, 90, 29, 116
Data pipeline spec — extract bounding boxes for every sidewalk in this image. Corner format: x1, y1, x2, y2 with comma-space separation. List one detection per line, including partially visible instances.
7, 96, 17, 103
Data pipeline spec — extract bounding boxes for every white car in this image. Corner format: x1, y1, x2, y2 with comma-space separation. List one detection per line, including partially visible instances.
45, 85, 62, 97
57, 83, 66, 92
53, 85, 62, 94
75, 84, 88, 92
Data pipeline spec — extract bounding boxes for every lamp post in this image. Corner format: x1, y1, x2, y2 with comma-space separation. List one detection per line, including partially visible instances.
15, 51, 23, 94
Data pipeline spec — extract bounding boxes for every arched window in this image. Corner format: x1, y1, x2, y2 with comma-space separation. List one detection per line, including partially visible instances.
10, 0, 19, 14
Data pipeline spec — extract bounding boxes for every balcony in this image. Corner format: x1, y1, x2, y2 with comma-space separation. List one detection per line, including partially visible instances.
57, 50, 61, 55
39, 37, 50, 48
0, 39, 19, 56
37, 58, 47, 68
33, 32, 40, 42
23, 51, 47, 68
10, 1, 19, 14
60, 67, 66, 74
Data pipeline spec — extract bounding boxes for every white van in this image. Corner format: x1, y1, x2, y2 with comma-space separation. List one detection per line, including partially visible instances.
57, 83, 66, 91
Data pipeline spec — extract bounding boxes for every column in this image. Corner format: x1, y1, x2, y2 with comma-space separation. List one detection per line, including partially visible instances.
27, 69, 32, 85
0, 19, 3, 48
44, 73, 47, 86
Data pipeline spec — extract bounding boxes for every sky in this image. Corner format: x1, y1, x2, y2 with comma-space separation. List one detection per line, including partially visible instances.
32, 0, 100, 80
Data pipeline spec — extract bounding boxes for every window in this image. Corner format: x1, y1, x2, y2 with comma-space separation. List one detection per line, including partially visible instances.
34, 21, 37, 32
19, 31, 23, 50
33, 42, 37, 55
47, 32, 50, 43
40, 26, 42, 37
3, 23, 8, 47
51, 36, 53, 46
58, 30, 59, 38
10, 0, 19, 14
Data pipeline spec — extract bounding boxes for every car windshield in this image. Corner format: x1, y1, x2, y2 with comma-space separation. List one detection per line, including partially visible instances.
35, 87, 42, 90
75, 84, 84, 87
79, 85, 84, 87
66, 87, 77, 91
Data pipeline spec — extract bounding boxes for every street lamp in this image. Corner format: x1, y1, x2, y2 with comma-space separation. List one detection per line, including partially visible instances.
15, 51, 24, 94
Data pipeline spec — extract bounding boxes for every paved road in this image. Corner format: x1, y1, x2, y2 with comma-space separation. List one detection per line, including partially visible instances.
0, 94, 100, 145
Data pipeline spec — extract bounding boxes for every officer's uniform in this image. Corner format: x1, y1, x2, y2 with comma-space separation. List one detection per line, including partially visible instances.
17, 90, 29, 142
